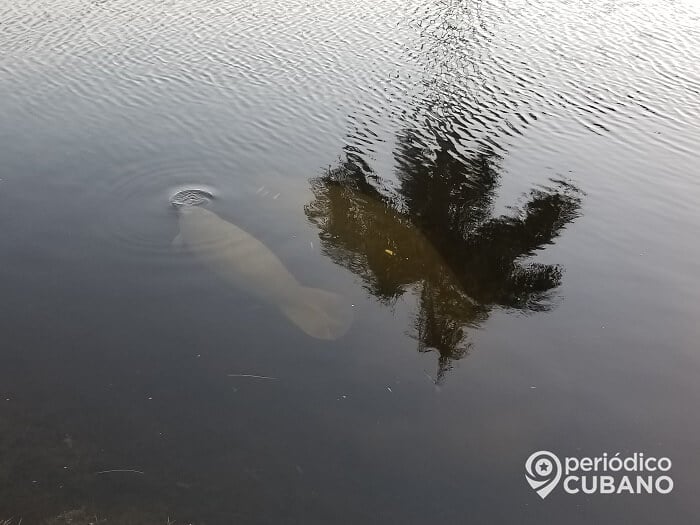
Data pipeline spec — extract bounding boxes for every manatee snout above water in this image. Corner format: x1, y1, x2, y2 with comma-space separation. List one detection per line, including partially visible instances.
172, 201, 353, 340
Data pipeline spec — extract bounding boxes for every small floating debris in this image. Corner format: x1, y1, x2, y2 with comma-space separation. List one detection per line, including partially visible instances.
384, 249, 394, 256
227, 374, 278, 380
95, 469, 145, 475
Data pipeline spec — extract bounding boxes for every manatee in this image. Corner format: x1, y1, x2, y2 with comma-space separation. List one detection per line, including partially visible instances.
172, 202, 353, 340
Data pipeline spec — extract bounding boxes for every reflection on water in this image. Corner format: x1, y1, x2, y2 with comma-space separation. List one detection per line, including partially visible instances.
307, 139, 581, 380
308, 0, 582, 380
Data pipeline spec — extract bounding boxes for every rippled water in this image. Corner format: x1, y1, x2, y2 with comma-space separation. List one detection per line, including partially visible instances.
1, 0, 699, 522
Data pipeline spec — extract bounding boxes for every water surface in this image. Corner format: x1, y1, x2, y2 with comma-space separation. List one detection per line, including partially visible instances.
1, 0, 699, 522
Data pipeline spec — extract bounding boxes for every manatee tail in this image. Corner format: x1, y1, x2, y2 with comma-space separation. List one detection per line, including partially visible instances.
279, 286, 353, 340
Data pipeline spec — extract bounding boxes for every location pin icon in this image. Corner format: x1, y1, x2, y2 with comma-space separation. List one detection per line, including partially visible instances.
525, 450, 562, 499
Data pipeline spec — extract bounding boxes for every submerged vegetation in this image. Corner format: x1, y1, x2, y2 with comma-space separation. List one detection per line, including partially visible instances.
3, 509, 191, 524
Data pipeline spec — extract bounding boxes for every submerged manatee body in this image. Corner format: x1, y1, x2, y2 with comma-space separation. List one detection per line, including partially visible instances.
173, 202, 352, 340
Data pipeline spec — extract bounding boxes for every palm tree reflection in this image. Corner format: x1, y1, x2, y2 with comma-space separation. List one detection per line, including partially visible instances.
306, 135, 581, 382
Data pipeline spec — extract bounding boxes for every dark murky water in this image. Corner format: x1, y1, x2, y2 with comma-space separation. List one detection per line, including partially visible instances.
1, 0, 699, 522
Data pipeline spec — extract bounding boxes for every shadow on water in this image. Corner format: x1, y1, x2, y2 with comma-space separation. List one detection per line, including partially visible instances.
306, 137, 582, 383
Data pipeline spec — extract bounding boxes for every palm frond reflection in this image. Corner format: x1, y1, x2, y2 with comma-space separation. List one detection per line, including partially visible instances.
306, 138, 581, 381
